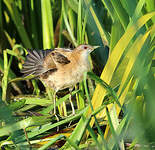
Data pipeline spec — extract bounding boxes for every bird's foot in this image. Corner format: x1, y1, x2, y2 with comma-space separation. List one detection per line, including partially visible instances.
49, 111, 59, 122
72, 109, 75, 116
54, 113, 59, 122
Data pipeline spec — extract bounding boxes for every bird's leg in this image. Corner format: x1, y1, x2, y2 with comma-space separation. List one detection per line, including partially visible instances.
69, 88, 75, 115
53, 91, 59, 121
53, 91, 56, 115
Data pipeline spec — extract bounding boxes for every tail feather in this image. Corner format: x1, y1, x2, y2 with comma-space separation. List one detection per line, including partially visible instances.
26, 50, 41, 64
21, 67, 37, 73
21, 49, 53, 77
23, 60, 35, 66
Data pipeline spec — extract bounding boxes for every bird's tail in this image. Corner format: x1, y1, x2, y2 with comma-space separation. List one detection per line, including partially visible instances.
21, 49, 52, 77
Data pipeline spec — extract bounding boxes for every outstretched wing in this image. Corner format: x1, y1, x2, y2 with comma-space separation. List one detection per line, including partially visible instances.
21, 49, 55, 77
21, 49, 71, 77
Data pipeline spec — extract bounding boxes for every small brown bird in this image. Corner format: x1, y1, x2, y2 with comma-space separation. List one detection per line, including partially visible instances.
21, 44, 99, 115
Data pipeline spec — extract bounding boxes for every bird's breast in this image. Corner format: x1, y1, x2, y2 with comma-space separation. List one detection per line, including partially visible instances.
40, 55, 91, 91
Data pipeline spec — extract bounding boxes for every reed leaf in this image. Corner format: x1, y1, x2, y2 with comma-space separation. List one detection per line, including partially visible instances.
3, 0, 32, 48
41, 0, 54, 49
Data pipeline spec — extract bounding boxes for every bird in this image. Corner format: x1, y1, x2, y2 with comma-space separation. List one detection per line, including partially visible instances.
21, 44, 99, 116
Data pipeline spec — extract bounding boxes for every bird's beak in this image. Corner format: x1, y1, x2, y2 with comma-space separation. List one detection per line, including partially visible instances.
92, 46, 100, 50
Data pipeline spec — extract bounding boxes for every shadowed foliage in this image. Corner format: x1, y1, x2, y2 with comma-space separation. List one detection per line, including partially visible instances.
0, 0, 155, 149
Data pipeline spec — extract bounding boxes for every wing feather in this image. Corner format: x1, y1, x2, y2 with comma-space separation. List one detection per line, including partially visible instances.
21, 48, 71, 77
21, 49, 55, 77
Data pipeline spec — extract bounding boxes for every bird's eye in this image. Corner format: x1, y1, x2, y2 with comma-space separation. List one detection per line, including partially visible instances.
83, 46, 87, 49
51, 52, 55, 56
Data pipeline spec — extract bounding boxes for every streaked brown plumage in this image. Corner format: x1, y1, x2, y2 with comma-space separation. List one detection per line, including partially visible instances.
21, 44, 99, 115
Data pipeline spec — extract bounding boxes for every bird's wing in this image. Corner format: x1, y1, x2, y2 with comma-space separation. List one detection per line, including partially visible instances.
21, 49, 71, 77
38, 49, 71, 80
49, 51, 71, 65
21, 49, 56, 77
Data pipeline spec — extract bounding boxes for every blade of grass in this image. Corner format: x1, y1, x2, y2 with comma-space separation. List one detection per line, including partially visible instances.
16, 104, 36, 112
120, 0, 137, 17
85, 0, 109, 45
61, 73, 110, 149
40, 90, 79, 114
83, 72, 108, 148
61, 103, 110, 149
38, 135, 65, 150
127, 0, 146, 28
81, 13, 87, 43
101, 0, 115, 22
16, 108, 87, 143
106, 114, 129, 149
4, 30, 15, 48
24, 98, 51, 106
78, 6, 93, 109
6, 49, 24, 60
0, 0, 3, 31
109, 105, 125, 149
87, 124, 102, 150
77, 0, 82, 44
102, 0, 124, 51
30, 0, 39, 48
104, 21, 155, 146
68, 8, 76, 38
38, 135, 82, 150
110, 18, 124, 51
41, 0, 54, 49
66, 0, 78, 13
0, 100, 16, 125
32, 80, 40, 96
104, 78, 132, 140
87, 72, 121, 108
3, 0, 32, 48
77, 0, 88, 108
87, 12, 155, 133
109, 0, 147, 85
106, 107, 120, 149
79, 83, 85, 109
145, 0, 155, 23
8, 99, 26, 111
110, 0, 129, 29
62, 0, 77, 46
0, 116, 51, 137
117, 26, 154, 103
58, 13, 64, 47
60, 114, 90, 150
2, 50, 10, 102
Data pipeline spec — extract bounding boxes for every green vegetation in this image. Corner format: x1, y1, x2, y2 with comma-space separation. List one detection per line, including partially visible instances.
0, 0, 155, 149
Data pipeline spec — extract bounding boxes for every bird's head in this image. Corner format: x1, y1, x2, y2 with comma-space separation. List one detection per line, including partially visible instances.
75, 44, 100, 53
